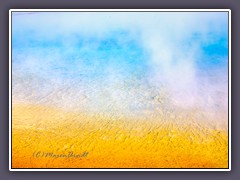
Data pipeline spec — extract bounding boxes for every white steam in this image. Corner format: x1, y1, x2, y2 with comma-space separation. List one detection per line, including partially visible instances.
12, 12, 228, 116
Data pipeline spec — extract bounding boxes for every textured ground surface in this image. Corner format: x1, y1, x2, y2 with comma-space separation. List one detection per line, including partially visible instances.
11, 12, 229, 169
12, 104, 228, 168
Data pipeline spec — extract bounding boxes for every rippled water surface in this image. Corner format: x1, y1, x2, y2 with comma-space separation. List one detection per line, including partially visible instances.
12, 12, 228, 118
11, 12, 229, 169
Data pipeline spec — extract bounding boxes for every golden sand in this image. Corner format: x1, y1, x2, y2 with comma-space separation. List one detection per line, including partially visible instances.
12, 104, 228, 168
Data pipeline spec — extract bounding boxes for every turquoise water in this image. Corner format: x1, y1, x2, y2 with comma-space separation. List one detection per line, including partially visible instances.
12, 12, 229, 116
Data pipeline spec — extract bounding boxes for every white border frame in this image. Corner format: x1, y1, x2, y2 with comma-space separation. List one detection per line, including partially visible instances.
9, 9, 231, 171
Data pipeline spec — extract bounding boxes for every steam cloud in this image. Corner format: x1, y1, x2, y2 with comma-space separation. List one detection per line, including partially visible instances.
12, 12, 228, 117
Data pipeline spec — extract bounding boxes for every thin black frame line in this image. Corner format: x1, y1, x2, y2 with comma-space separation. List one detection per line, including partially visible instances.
10, 10, 13, 170
11, 11, 230, 13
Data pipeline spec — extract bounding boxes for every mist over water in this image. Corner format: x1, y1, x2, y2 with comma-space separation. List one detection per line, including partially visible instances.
12, 12, 228, 119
